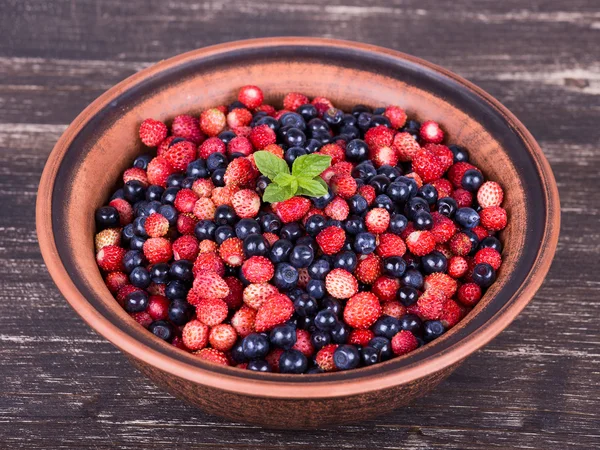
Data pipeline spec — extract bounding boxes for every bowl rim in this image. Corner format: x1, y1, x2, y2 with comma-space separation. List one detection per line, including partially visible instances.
36, 37, 560, 399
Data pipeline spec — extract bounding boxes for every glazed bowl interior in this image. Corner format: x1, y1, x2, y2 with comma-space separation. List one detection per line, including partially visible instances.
37, 38, 559, 398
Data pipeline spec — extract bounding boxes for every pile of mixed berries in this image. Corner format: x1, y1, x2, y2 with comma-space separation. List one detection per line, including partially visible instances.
94, 85, 507, 374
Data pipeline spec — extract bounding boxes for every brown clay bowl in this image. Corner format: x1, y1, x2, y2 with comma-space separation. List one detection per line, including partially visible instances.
36, 37, 560, 429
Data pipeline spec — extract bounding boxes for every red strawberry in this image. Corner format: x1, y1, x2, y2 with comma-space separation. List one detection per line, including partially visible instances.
417, 288, 446, 320
211, 185, 239, 207
391, 331, 418, 355
232, 189, 260, 218
325, 268, 359, 299
195, 297, 228, 326
331, 161, 353, 177
457, 282, 482, 306
198, 239, 218, 254
208, 324, 237, 352
474, 247, 502, 270
316, 344, 338, 372
139, 118, 167, 147
318, 143, 345, 165
430, 178, 453, 198
232, 126, 251, 137
182, 319, 209, 351
365, 125, 394, 150
358, 185, 376, 205
344, 292, 382, 329
283, 92, 309, 111
262, 143, 285, 159
192, 178, 214, 198
441, 299, 464, 328
231, 306, 256, 337
393, 131, 421, 162
349, 329, 375, 346
449, 232, 472, 256
324, 196, 349, 221
222, 276, 244, 309
171, 336, 190, 352
95, 228, 121, 252
109, 198, 133, 225
195, 348, 229, 366
241, 256, 274, 283
477, 181, 504, 208
365, 208, 390, 234
256, 104, 276, 116
448, 162, 476, 188
424, 273, 458, 298
146, 295, 169, 321
176, 212, 197, 236
383, 106, 407, 129
171, 114, 204, 144
292, 329, 314, 357
249, 124, 277, 149
192, 271, 230, 299
147, 156, 175, 187
254, 294, 294, 332
435, 243, 453, 259
480, 206, 507, 231
199, 108, 226, 137
262, 232, 279, 247
193, 197, 216, 221
412, 148, 445, 183
144, 213, 169, 238
265, 348, 284, 373
419, 120, 444, 144
123, 167, 148, 187
372, 276, 401, 302
105, 271, 128, 293
96, 245, 125, 272
198, 137, 226, 159
316, 226, 346, 255
274, 196, 311, 223
243, 283, 279, 309
355, 254, 382, 284
370, 145, 398, 168
173, 188, 199, 213
405, 231, 436, 256
157, 136, 176, 157
430, 212, 457, 243
164, 140, 196, 171
226, 108, 253, 128
452, 188, 473, 208
227, 136, 254, 156
472, 225, 489, 242
130, 311, 153, 328
424, 143, 453, 172
382, 301, 407, 319
219, 237, 244, 267
238, 85, 264, 109
320, 167, 336, 184
330, 174, 357, 199
224, 157, 257, 187
143, 237, 172, 264
311, 96, 334, 110
448, 256, 469, 278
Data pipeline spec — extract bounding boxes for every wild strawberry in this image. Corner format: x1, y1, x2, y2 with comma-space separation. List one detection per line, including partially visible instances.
412, 147, 445, 183
232, 189, 260, 218
382, 301, 407, 319
262, 143, 284, 159
249, 124, 276, 149
370, 145, 398, 168
192, 178, 214, 198
365, 125, 394, 150
222, 276, 243, 309
219, 237, 244, 266
173, 188, 198, 214
312, 96, 334, 110
365, 208, 390, 234
241, 256, 274, 283
449, 232, 472, 256
424, 273, 458, 298
226, 107, 253, 128
226, 136, 252, 157
358, 185, 376, 205
472, 225, 490, 242
193, 197, 216, 221
193, 270, 229, 299
256, 103, 276, 116
146, 156, 175, 187
95, 228, 121, 252
424, 143, 453, 172
430, 178, 453, 198
96, 245, 125, 272
330, 174, 357, 199
199, 108, 226, 137
292, 329, 314, 357
440, 299, 464, 328
475, 247, 502, 270
194, 253, 225, 279
274, 196, 311, 223
318, 143, 345, 164
139, 118, 168, 147
182, 319, 209, 351
263, 232, 279, 247
130, 311, 153, 328
320, 167, 336, 184
480, 206, 507, 231
325, 269, 359, 299
231, 306, 256, 337
316, 344, 338, 372
447, 162, 476, 188
208, 324, 237, 352
383, 106, 407, 129
224, 157, 257, 187
198, 137, 226, 159
164, 140, 196, 171
417, 288, 446, 320
265, 348, 284, 373
457, 282, 482, 306
232, 126, 251, 137
243, 283, 279, 309
435, 243, 453, 259
123, 167, 149, 187
349, 329, 375, 346
143, 237, 172, 264
400, 222, 416, 240
145, 295, 169, 321
171, 114, 204, 144
254, 294, 294, 332
344, 292, 382, 329
238, 85, 264, 109
372, 276, 401, 302
105, 271, 128, 293
477, 181, 504, 208
448, 256, 469, 278
420, 120, 444, 144
393, 131, 421, 161
452, 188, 473, 208
405, 230, 436, 256
324, 196, 349, 221
297, 268, 310, 289
355, 254, 382, 284
316, 226, 346, 255
211, 185, 239, 207
283, 92, 309, 111
195, 348, 229, 365
195, 297, 228, 326
431, 212, 457, 243
144, 213, 169, 238
198, 239, 218, 254
176, 212, 197, 235
391, 330, 418, 355
331, 161, 354, 177
109, 198, 133, 225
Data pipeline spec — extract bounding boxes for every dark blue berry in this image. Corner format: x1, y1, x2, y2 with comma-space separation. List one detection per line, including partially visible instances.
280, 112, 306, 130
311, 188, 334, 209
294, 294, 318, 317
398, 286, 419, 307
449, 144, 469, 163
368, 336, 393, 361
352, 161, 377, 181
462, 169, 484, 192
418, 184, 438, 205
311, 330, 331, 350
270, 324, 297, 349
211, 167, 226, 187
243, 234, 269, 258
378, 165, 401, 181
169, 260, 193, 282
331, 322, 349, 344
290, 245, 314, 268
307, 279, 326, 299
405, 196, 430, 220
95, 206, 120, 230
399, 314, 423, 336
285, 146, 308, 165
396, 176, 418, 198
150, 263, 170, 284
314, 309, 338, 331
257, 115, 280, 131
414, 210, 433, 230
354, 232, 377, 254
279, 350, 308, 374
270, 239, 293, 263
165, 280, 189, 301
123, 180, 146, 203
215, 205, 236, 226
274, 263, 299, 290
248, 360, 271, 372
322, 297, 343, 318
455, 207, 480, 228
386, 181, 410, 204
167, 173, 185, 188
146, 185, 165, 202
389, 213, 408, 235
124, 290, 148, 313
373, 315, 401, 339
374, 194, 394, 212
297, 104, 318, 121
423, 320, 445, 342
110, 189, 125, 201
194, 220, 216, 241
129, 266, 151, 288
361, 346, 379, 366
121, 224, 135, 247
333, 251, 358, 272
305, 138, 322, 153
308, 258, 331, 280
242, 333, 270, 359
348, 194, 368, 215
369, 174, 391, 195
234, 218, 260, 240
123, 250, 145, 273
305, 214, 327, 237
231, 340, 247, 363
344, 216, 365, 235
258, 213, 281, 234
129, 235, 146, 250
383, 256, 407, 278
472, 263, 496, 287
437, 197, 458, 217
334, 345, 360, 370
148, 320, 174, 341
280, 222, 303, 241
345, 139, 369, 162
479, 236, 502, 253
401, 269, 424, 289
206, 152, 227, 172
133, 153, 153, 170
422, 251, 447, 274
215, 225, 235, 245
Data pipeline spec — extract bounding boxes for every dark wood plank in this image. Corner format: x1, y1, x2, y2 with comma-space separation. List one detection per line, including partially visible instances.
0, 0, 599, 448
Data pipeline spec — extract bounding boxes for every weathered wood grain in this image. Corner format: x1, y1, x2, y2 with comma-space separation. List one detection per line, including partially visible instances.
0, 0, 599, 448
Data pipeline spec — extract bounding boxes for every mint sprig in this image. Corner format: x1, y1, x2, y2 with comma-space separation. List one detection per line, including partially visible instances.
254, 151, 332, 203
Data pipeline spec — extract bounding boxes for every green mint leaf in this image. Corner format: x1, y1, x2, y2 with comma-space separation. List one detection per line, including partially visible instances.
296, 177, 329, 197
273, 173, 294, 186
292, 154, 332, 179
254, 151, 290, 181
262, 183, 294, 203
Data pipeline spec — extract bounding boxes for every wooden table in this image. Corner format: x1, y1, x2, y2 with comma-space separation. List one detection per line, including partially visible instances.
1, 1, 598, 448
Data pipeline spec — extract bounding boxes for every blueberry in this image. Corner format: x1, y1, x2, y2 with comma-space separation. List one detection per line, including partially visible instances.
129, 235, 146, 251
305, 214, 327, 237
423, 320, 446, 342
283, 127, 306, 148
124, 290, 148, 313
304, 138, 322, 153
383, 256, 407, 278
472, 263, 496, 287
348, 194, 368, 215
270, 239, 294, 263
396, 176, 418, 198
248, 360, 271, 372
288, 288, 305, 301
95, 206, 120, 230
331, 322, 349, 344
352, 161, 377, 181
414, 210, 433, 230
297, 235, 316, 253
169, 260, 193, 282
280, 112, 306, 130
418, 184, 438, 205
285, 146, 308, 165
340, 125, 360, 140
449, 144, 469, 163
307, 279, 326, 299
129, 266, 151, 288
121, 224, 135, 247
479, 236, 503, 253
352, 104, 371, 117
357, 112, 374, 131
231, 341, 247, 363
123, 250, 145, 273
369, 174, 391, 195
165, 280, 189, 301
297, 315, 315, 330
215, 225, 235, 245
297, 104, 318, 121
344, 216, 365, 235
258, 213, 281, 234
274, 263, 299, 290
333, 251, 358, 272
308, 258, 331, 280
314, 309, 338, 331
399, 314, 423, 336
372, 115, 391, 128
140, 200, 161, 218
110, 189, 125, 201
462, 169, 484, 192
374, 194, 394, 213
422, 251, 447, 274
279, 350, 308, 374
146, 185, 165, 202
354, 232, 377, 254
311, 188, 334, 209
194, 220, 216, 241
293, 294, 318, 317
455, 207, 480, 229
158, 204, 177, 225
403, 120, 421, 137
322, 108, 343, 128
280, 222, 303, 241
123, 180, 146, 203
368, 336, 393, 361
257, 115, 280, 131
206, 152, 228, 172
389, 213, 408, 235
398, 286, 419, 307
386, 181, 410, 204
345, 139, 369, 162
437, 197, 458, 217
401, 269, 424, 289
311, 330, 331, 350
167, 173, 185, 188
373, 315, 401, 339
361, 346, 380, 366
405, 197, 430, 220
243, 234, 269, 258
242, 333, 270, 359
148, 320, 174, 341
251, 112, 268, 127
214, 205, 236, 226
307, 118, 329, 135
462, 229, 480, 254
133, 153, 153, 170
256, 175, 270, 195
186, 159, 209, 179
270, 324, 297, 349
150, 263, 170, 284
211, 167, 226, 187
322, 297, 343, 318
235, 218, 261, 240
289, 245, 314, 268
